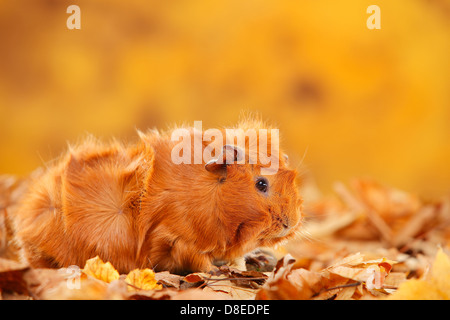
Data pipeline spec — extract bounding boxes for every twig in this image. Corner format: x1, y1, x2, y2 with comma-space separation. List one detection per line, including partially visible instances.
198, 276, 267, 288
324, 281, 361, 292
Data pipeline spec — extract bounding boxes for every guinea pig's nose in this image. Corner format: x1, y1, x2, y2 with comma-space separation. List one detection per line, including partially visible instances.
276, 219, 292, 238
282, 214, 293, 228
281, 216, 291, 230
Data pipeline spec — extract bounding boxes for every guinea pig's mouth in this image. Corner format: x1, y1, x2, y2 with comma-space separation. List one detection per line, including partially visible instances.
274, 214, 302, 240
258, 222, 299, 245
276, 223, 298, 240
257, 209, 302, 246
277, 225, 292, 238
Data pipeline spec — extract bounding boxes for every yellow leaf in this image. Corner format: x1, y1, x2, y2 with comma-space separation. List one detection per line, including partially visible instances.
82, 256, 120, 283
389, 248, 450, 300
430, 248, 450, 298
125, 268, 162, 291
388, 279, 444, 300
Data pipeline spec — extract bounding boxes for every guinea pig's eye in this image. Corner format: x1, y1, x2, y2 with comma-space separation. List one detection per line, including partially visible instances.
255, 177, 269, 193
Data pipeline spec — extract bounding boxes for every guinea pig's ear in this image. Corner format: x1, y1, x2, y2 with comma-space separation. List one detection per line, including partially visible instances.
205, 144, 244, 175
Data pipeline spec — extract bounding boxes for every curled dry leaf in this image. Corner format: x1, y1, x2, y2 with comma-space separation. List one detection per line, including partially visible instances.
125, 268, 162, 291
183, 273, 205, 284
326, 254, 397, 290
154, 271, 182, 289
257, 252, 402, 300
82, 256, 119, 283
256, 254, 329, 300
218, 265, 268, 288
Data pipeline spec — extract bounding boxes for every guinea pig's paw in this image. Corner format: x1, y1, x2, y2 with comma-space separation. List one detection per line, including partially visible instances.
244, 249, 278, 272
227, 256, 247, 271
207, 265, 221, 276
212, 257, 247, 271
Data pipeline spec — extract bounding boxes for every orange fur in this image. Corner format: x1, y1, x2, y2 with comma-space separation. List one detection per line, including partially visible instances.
12, 121, 302, 274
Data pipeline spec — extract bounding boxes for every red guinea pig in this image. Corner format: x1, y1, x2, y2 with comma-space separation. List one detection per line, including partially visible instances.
10, 118, 302, 274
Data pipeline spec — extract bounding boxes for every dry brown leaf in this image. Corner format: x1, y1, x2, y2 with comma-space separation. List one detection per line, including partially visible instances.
352, 179, 421, 218
326, 254, 398, 293
393, 205, 437, 247
202, 275, 257, 300
23, 268, 70, 299
179, 272, 209, 290
256, 255, 331, 300
256, 252, 402, 300
335, 182, 394, 243
155, 271, 182, 289
334, 285, 357, 300
256, 276, 309, 300
0, 258, 30, 295
217, 265, 268, 288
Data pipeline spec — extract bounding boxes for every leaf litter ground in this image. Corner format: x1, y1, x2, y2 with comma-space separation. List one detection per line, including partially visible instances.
1, 177, 449, 300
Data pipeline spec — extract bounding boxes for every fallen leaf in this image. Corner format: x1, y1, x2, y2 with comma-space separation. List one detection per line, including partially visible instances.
82, 256, 120, 283
335, 285, 357, 300
24, 268, 70, 299
393, 205, 436, 247
171, 288, 228, 300
155, 271, 182, 289
125, 268, 162, 291
183, 273, 205, 284
389, 248, 450, 299
326, 254, 397, 293
218, 265, 268, 288
204, 283, 257, 299
127, 287, 179, 300
256, 255, 330, 300
0, 258, 30, 295
42, 276, 109, 300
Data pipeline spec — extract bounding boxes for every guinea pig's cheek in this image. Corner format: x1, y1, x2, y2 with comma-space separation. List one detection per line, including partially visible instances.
268, 224, 285, 239
290, 208, 302, 230
276, 227, 290, 238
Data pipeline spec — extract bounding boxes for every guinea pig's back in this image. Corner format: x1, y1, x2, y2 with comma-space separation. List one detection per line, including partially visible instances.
13, 138, 153, 272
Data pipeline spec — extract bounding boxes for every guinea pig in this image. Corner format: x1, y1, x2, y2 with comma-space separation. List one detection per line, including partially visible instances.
11, 119, 302, 274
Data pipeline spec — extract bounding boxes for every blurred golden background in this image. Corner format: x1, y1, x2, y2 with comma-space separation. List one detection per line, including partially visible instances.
0, 0, 449, 198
